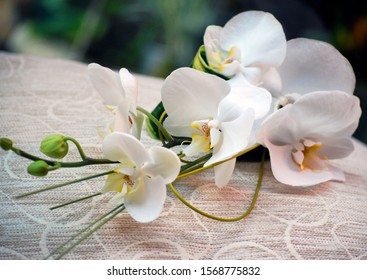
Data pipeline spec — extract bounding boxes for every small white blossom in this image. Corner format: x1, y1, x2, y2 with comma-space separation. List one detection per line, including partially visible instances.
102, 132, 180, 222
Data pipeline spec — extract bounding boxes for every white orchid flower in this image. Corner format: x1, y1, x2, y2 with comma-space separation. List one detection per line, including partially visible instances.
271, 38, 356, 109
88, 63, 143, 138
102, 132, 180, 222
161, 67, 271, 187
257, 91, 361, 187
204, 11, 286, 86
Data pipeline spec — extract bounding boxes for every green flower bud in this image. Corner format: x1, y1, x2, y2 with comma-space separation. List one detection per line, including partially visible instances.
0, 138, 13, 151
40, 134, 69, 159
27, 160, 49, 176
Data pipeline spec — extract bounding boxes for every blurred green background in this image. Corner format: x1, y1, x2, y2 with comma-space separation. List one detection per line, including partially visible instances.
1, 0, 366, 143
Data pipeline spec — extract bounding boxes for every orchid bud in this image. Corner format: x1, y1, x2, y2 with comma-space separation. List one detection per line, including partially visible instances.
40, 134, 69, 159
0, 138, 13, 151
27, 160, 49, 176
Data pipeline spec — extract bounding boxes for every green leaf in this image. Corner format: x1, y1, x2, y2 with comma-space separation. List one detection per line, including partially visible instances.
146, 102, 167, 140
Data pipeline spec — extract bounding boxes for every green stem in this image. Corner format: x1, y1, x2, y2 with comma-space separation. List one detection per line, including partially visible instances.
15, 170, 114, 198
179, 153, 212, 174
137, 106, 173, 142
50, 192, 102, 210
64, 137, 87, 160
45, 204, 125, 260
168, 148, 266, 222
10, 146, 117, 168
177, 144, 260, 180
162, 136, 192, 149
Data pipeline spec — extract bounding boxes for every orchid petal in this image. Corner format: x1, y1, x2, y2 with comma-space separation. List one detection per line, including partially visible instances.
184, 133, 210, 155
162, 68, 230, 137
88, 63, 124, 106
210, 128, 221, 148
119, 68, 138, 115
102, 173, 125, 193
226, 85, 272, 119
258, 91, 361, 145
220, 11, 286, 67
206, 106, 254, 166
261, 67, 282, 96
278, 38, 356, 95
113, 101, 132, 133
213, 158, 236, 188
125, 176, 166, 223
203, 25, 222, 52
103, 132, 150, 166
145, 146, 180, 184
109, 192, 126, 206
131, 111, 145, 140
264, 139, 344, 186
256, 102, 298, 146
319, 137, 354, 159
285, 91, 361, 139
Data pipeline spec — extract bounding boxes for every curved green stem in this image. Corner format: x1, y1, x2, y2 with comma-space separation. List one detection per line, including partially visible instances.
137, 106, 173, 142
168, 147, 266, 222
64, 137, 87, 160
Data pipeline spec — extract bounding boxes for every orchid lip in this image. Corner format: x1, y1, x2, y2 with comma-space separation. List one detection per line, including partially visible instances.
291, 138, 327, 171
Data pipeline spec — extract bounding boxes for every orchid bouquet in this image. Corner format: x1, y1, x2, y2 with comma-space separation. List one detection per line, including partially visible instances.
0, 11, 361, 259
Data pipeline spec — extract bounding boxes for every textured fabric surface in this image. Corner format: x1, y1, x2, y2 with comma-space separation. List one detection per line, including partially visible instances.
0, 52, 367, 260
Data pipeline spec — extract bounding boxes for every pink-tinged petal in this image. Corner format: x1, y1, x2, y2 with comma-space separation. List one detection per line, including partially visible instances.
213, 158, 236, 188
162, 68, 230, 136
102, 173, 125, 193
145, 146, 180, 184
319, 137, 354, 159
278, 38, 356, 95
220, 11, 286, 67
125, 176, 166, 223
265, 138, 344, 186
88, 63, 124, 106
256, 102, 298, 146
257, 91, 361, 146
286, 91, 361, 139
119, 68, 138, 115
103, 132, 150, 166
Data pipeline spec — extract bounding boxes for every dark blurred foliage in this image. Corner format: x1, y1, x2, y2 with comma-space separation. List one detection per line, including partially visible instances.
2, 0, 367, 142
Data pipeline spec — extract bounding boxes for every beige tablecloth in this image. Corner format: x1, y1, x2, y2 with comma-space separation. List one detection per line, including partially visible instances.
1, 52, 367, 260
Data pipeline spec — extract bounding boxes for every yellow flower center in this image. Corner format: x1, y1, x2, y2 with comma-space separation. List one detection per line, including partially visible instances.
291, 139, 327, 171
209, 46, 240, 73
